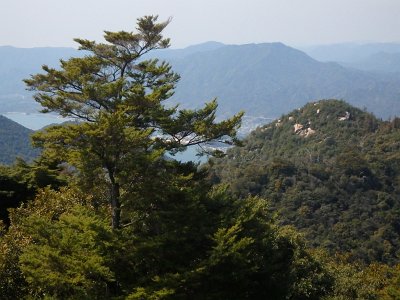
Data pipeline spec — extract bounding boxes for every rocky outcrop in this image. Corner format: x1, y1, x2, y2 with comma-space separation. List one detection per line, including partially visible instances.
294, 123, 316, 138
294, 123, 303, 133
339, 111, 350, 121
304, 128, 316, 137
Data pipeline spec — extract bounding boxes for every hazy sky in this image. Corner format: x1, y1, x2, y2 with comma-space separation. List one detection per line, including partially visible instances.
1, 0, 400, 48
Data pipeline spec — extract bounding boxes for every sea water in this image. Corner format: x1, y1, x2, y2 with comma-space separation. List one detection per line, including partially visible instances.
2, 112, 208, 163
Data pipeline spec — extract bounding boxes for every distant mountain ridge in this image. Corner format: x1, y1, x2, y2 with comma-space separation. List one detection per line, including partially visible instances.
302, 42, 400, 74
167, 42, 400, 119
150, 41, 225, 60
1, 42, 400, 122
302, 42, 400, 62
0, 46, 79, 112
345, 52, 400, 73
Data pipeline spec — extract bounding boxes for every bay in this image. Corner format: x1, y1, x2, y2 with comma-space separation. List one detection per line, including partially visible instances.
2, 112, 209, 163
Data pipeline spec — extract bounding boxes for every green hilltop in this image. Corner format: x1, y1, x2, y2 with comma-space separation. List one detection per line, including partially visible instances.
209, 99, 400, 264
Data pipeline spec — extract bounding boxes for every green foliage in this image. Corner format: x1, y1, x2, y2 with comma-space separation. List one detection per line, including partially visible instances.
19, 206, 114, 299
0, 180, 334, 299
25, 15, 242, 229
0, 224, 29, 299
0, 187, 96, 299
127, 287, 175, 300
210, 99, 400, 264
380, 265, 400, 299
318, 253, 392, 300
0, 158, 66, 224
0, 163, 33, 223
116, 185, 333, 299
142, 193, 334, 300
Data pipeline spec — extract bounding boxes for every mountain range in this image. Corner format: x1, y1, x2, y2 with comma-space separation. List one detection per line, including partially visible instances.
302, 42, 400, 62
1, 42, 400, 124
302, 42, 400, 73
345, 52, 400, 73
0, 46, 78, 113
166, 42, 400, 119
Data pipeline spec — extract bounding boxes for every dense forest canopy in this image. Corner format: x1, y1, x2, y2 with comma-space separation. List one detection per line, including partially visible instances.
209, 99, 400, 265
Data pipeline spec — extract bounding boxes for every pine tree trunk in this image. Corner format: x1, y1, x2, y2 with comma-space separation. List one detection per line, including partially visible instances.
108, 169, 121, 230
111, 182, 121, 230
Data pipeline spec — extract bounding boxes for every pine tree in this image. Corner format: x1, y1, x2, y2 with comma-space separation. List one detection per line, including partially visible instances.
25, 15, 243, 229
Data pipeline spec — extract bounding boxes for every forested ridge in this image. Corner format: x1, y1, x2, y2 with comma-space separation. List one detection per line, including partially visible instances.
0, 115, 39, 164
1, 16, 400, 299
209, 99, 400, 264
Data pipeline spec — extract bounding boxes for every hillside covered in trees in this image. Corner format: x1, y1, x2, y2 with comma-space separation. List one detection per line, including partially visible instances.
209, 99, 400, 264
2, 16, 400, 299
0, 115, 38, 164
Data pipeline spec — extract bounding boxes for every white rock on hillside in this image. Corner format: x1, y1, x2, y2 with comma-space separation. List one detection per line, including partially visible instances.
294, 123, 303, 132
339, 111, 350, 121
